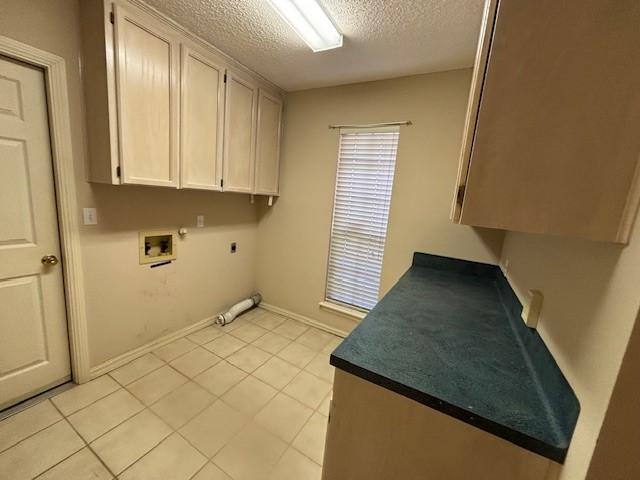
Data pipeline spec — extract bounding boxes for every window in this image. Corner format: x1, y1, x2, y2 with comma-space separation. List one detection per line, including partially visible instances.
325, 127, 400, 311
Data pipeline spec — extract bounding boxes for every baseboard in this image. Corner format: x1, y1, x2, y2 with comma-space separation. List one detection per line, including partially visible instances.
260, 303, 350, 338
90, 304, 350, 380
89, 315, 216, 379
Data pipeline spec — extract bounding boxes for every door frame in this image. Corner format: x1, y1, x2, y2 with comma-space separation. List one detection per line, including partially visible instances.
0, 36, 91, 384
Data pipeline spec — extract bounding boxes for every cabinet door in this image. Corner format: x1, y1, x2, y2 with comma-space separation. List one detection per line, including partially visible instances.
113, 4, 179, 187
454, 0, 640, 243
254, 90, 283, 195
223, 72, 258, 193
180, 45, 225, 190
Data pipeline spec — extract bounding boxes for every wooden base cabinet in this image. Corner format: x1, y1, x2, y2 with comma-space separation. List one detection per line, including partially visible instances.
322, 370, 551, 480
80, 0, 283, 196
452, 0, 640, 243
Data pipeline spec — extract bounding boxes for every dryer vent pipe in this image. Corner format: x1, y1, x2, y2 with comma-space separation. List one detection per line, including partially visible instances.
216, 294, 262, 326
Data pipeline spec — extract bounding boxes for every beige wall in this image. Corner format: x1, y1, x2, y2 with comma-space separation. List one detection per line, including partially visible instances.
5, 4, 636, 477
256, 71, 504, 333
501, 225, 640, 480
586, 308, 640, 480
0, 0, 259, 366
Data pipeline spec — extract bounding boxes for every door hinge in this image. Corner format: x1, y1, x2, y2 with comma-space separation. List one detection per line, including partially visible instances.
109, 11, 114, 24
456, 184, 466, 206
223, 73, 227, 83
116, 166, 121, 177
221, 178, 224, 188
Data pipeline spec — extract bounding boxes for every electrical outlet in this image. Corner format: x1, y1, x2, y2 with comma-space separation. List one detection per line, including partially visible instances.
230, 242, 237, 253
501, 257, 510, 275
521, 290, 543, 329
82, 208, 97, 225
196, 215, 204, 228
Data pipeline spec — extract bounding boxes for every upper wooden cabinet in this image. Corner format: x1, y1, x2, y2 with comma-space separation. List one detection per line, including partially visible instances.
80, 0, 283, 196
180, 44, 225, 191
222, 72, 258, 194
113, 4, 179, 187
452, 0, 640, 243
255, 90, 283, 195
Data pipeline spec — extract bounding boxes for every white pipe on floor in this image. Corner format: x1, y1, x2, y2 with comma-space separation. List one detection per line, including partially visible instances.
216, 294, 262, 326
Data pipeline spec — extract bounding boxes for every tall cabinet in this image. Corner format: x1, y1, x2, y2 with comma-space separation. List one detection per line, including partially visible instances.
81, 0, 284, 197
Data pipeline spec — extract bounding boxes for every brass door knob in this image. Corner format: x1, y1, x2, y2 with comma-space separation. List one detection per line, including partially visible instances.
41, 254, 59, 266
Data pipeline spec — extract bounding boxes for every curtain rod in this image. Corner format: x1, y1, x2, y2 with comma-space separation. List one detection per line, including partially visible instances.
328, 120, 412, 130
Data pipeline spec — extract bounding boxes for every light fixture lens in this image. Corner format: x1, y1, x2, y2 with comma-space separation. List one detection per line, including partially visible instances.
268, 0, 343, 52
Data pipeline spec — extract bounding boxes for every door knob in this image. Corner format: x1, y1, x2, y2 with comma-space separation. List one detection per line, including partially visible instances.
41, 254, 59, 266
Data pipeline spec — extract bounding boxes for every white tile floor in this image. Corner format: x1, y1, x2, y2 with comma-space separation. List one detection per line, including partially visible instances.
0, 309, 341, 480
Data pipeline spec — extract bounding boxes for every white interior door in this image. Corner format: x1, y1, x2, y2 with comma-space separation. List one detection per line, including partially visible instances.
0, 56, 70, 410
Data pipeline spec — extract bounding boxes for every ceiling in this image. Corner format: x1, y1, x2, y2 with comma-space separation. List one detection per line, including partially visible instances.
144, 0, 485, 92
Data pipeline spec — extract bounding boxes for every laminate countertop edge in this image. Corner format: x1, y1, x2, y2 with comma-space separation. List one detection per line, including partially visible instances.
330, 252, 580, 463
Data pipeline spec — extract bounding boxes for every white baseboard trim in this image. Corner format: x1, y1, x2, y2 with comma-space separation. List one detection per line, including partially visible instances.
260, 303, 350, 338
89, 315, 216, 379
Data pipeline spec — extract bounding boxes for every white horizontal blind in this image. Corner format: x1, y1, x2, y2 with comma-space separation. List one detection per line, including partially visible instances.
326, 127, 400, 311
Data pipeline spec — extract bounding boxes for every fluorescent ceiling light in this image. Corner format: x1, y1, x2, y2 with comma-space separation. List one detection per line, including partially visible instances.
268, 0, 343, 52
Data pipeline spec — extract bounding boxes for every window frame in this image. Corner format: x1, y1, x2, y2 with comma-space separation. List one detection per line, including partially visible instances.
323, 125, 400, 313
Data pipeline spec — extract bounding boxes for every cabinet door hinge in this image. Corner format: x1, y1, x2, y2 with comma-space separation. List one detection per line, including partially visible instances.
116, 166, 121, 177
109, 11, 114, 24
456, 184, 466, 206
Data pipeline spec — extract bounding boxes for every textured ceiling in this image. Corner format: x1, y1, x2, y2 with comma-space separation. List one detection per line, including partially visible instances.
144, 0, 484, 91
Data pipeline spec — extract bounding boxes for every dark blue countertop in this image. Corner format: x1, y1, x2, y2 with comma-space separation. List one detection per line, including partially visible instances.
330, 252, 579, 463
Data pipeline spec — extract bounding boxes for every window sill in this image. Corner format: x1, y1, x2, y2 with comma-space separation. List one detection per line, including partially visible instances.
319, 301, 367, 322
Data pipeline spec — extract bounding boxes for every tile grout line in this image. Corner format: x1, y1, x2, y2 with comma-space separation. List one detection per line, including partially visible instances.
185, 457, 215, 480
25, 420, 85, 480
172, 406, 241, 464
0, 401, 63, 456
106, 406, 176, 478
114, 409, 193, 480
67, 398, 145, 449
152, 337, 200, 364
52, 367, 216, 474
112, 316, 332, 420
287, 413, 327, 468
248, 370, 330, 468
127, 355, 227, 463
147, 384, 218, 429
48, 400, 118, 480
109, 351, 169, 388
3, 382, 127, 457
0, 417, 67, 466
52, 381, 182, 467
121, 363, 191, 408
66, 384, 142, 416
5, 313, 332, 478
156, 319, 332, 472
0, 382, 74, 422
210, 459, 236, 480
205, 357, 330, 468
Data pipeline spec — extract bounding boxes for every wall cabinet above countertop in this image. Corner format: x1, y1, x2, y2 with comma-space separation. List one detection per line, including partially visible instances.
452, 0, 640, 243
80, 0, 284, 196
